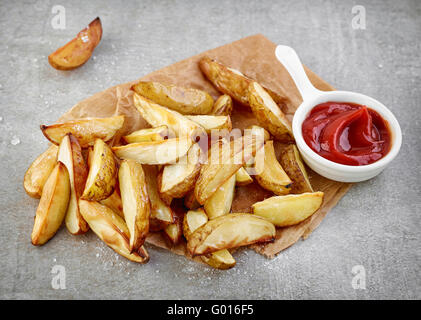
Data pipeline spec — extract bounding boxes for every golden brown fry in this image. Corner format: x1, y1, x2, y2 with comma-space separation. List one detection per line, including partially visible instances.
82, 139, 117, 201
113, 137, 192, 165
254, 141, 292, 195
58, 134, 89, 235
79, 200, 149, 263
252, 192, 324, 227
122, 126, 168, 144
235, 167, 253, 186
187, 213, 275, 256
41, 115, 124, 147
184, 190, 201, 210
212, 94, 233, 116
48, 17, 102, 70
183, 208, 208, 241
31, 162, 70, 245
245, 125, 271, 142
100, 188, 124, 219
248, 82, 293, 142
24, 145, 58, 198
132, 81, 214, 115
143, 165, 174, 231
119, 160, 150, 252
163, 205, 184, 245
280, 144, 313, 194
186, 115, 232, 134
201, 250, 236, 270
204, 174, 235, 220
159, 143, 201, 199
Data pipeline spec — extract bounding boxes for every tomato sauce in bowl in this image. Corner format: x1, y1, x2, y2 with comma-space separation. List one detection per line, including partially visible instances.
301, 102, 391, 166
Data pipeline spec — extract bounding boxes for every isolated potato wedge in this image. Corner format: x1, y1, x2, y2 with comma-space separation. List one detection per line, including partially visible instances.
235, 167, 253, 186
195, 135, 263, 205
79, 200, 149, 263
143, 165, 174, 231
159, 143, 201, 199
280, 144, 313, 194
212, 95, 233, 116
183, 208, 209, 241
41, 115, 124, 147
248, 82, 293, 142
184, 191, 201, 210
119, 160, 150, 252
187, 213, 275, 256
252, 192, 324, 227
255, 141, 292, 195
122, 126, 168, 144
163, 206, 184, 245
199, 57, 286, 106
24, 145, 58, 198
100, 188, 124, 219
186, 115, 232, 134
132, 81, 214, 115
82, 139, 117, 201
183, 208, 235, 269
57, 134, 89, 235
48, 17, 102, 70
204, 174, 235, 220
113, 137, 192, 165
31, 162, 70, 245
132, 93, 203, 140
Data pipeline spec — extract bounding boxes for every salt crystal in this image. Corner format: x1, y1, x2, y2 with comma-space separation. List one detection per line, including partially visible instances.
0, 116, 3, 122
378, 64, 383, 68
11, 136, 20, 145
96, 253, 100, 258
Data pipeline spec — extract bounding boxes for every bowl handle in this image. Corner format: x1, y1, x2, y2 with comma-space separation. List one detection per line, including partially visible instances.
275, 45, 323, 101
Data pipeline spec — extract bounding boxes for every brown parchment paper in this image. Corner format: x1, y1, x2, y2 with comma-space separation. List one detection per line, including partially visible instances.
58, 34, 352, 260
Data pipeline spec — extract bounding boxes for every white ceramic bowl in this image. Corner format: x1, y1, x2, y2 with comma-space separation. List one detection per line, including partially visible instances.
275, 45, 402, 182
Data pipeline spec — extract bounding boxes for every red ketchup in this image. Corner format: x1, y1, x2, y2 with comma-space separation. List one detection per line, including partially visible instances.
302, 102, 391, 166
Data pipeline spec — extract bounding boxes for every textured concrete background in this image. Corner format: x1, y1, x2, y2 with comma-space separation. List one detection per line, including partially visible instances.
0, 0, 420, 299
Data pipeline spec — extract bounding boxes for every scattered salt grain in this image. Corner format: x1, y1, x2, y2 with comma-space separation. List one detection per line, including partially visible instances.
96, 253, 100, 258
11, 136, 20, 145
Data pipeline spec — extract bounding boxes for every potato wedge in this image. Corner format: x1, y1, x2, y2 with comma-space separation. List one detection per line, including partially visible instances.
24, 145, 58, 198
186, 115, 232, 134
235, 167, 253, 186
201, 250, 236, 270
58, 134, 89, 235
159, 143, 201, 199
204, 174, 235, 220
31, 162, 70, 245
119, 160, 150, 252
79, 200, 149, 263
48, 17, 102, 70
100, 188, 124, 219
122, 126, 168, 144
248, 82, 293, 142
280, 144, 313, 194
245, 125, 270, 142
195, 135, 263, 205
132, 81, 214, 115
212, 94, 233, 116
132, 93, 203, 140
82, 139, 117, 201
143, 165, 174, 231
163, 205, 184, 245
255, 141, 292, 195
41, 115, 124, 147
187, 213, 275, 256
252, 192, 324, 227
199, 57, 286, 106
183, 208, 208, 241
113, 137, 192, 165
184, 191, 201, 210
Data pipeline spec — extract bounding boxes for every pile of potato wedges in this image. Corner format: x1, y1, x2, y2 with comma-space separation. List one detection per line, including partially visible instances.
24, 57, 324, 269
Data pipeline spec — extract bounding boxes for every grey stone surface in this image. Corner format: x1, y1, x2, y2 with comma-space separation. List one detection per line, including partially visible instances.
0, 0, 420, 300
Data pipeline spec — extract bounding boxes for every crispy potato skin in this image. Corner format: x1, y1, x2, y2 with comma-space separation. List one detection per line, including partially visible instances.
280, 145, 313, 194
212, 95, 233, 116
24, 145, 58, 198
48, 17, 102, 70
132, 81, 214, 115
248, 82, 294, 142
82, 139, 117, 201
187, 213, 275, 256
255, 141, 292, 195
119, 160, 150, 252
79, 200, 149, 263
41, 115, 124, 147
31, 162, 70, 245
252, 192, 324, 227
